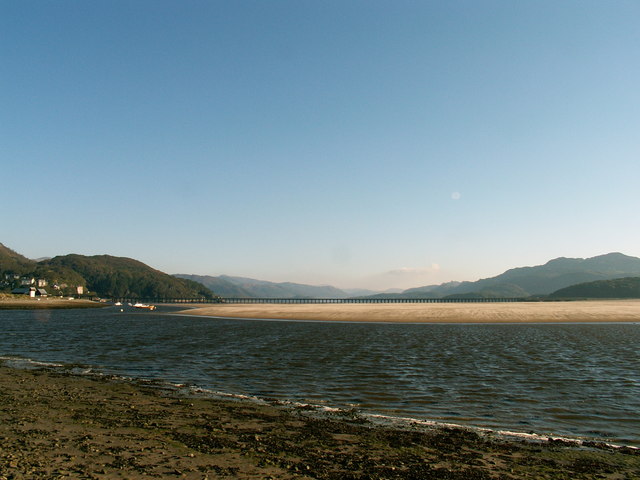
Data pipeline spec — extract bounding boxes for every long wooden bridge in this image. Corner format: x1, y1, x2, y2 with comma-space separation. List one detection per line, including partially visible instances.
111, 297, 527, 304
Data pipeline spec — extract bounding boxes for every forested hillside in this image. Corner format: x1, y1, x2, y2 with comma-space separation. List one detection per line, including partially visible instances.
0, 243, 36, 274
1, 243, 216, 299
550, 277, 640, 299
42, 255, 215, 299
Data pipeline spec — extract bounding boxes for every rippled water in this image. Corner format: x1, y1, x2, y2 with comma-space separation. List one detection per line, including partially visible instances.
1, 306, 638, 446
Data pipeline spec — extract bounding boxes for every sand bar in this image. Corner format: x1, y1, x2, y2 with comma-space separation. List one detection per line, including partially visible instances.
175, 300, 640, 323
1, 365, 638, 479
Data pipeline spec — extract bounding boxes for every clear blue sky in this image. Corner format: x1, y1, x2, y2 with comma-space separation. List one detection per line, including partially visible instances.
3, 1, 639, 290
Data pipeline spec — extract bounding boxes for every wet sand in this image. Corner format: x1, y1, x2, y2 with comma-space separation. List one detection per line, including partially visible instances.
175, 300, 640, 323
1, 366, 638, 479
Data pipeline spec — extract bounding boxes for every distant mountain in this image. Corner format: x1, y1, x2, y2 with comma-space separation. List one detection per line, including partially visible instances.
467, 253, 640, 297
43, 254, 216, 299
221, 275, 351, 298
173, 274, 254, 298
175, 274, 351, 299
372, 253, 640, 299
179, 253, 640, 300
403, 281, 463, 298
549, 277, 640, 299
443, 283, 531, 299
342, 288, 385, 297
476, 253, 640, 295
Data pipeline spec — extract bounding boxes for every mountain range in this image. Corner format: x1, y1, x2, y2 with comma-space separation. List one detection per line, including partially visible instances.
179, 253, 640, 299
3, 241, 640, 300
174, 274, 353, 299
397, 252, 640, 299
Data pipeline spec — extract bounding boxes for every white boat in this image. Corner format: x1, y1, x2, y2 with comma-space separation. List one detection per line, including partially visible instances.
114, 302, 122, 306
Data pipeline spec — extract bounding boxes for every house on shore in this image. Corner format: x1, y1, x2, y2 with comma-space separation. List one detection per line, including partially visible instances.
11, 286, 48, 297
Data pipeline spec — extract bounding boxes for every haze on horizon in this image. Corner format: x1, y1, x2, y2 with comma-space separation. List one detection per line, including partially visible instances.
3, 1, 639, 291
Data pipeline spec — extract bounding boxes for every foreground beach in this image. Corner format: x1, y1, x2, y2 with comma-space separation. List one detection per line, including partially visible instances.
175, 300, 640, 323
1, 366, 638, 479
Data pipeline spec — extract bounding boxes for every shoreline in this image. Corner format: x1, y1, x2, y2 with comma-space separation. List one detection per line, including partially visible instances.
2, 297, 639, 322
1, 365, 638, 479
173, 300, 640, 323
0, 297, 105, 310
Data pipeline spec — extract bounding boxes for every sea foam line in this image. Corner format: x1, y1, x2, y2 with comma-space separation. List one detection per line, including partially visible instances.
2, 355, 637, 450
362, 412, 639, 451
0, 355, 66, 369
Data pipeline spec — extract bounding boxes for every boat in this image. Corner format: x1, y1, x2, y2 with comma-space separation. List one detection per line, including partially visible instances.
114, 302, 122, 306
132, 303, 156, 311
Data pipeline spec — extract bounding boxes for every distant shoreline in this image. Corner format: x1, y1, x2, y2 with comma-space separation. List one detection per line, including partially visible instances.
173, 299, 640, 323
0, 297, 105, 310
2, 297, 639, 321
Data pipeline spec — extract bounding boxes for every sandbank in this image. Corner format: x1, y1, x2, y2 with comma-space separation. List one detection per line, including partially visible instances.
175, 300, 640, 323
1, 365, 638, 479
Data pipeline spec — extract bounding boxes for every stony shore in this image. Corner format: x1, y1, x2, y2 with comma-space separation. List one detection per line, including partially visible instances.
1, 366, 638, 479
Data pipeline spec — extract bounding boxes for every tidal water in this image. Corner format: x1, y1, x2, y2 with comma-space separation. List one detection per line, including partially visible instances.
1, 306, 638, 446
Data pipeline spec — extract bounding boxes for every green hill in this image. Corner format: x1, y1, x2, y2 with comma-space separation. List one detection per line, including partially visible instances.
549, 277, 640, 299
1, 242, 218, 298
0, 243, 87, 294
33, 263, 87, 290
0, 243, 36, 274
42, 254, 216, 299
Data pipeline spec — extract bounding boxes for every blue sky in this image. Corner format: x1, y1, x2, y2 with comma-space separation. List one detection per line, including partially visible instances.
2, 1, 639, 290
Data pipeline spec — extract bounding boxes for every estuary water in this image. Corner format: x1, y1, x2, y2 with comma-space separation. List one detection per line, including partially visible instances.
1, 306, 638, 446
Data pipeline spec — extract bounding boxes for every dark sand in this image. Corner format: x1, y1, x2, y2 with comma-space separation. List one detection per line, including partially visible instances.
1, 366, 638, 479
